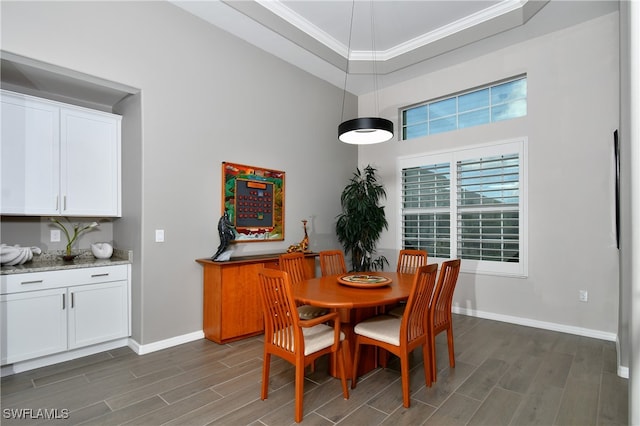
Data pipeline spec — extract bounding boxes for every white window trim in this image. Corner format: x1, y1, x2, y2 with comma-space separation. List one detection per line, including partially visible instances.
397, 138, 528, 277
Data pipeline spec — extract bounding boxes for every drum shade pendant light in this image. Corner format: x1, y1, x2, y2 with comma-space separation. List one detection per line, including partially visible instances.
338, 0, 393, 145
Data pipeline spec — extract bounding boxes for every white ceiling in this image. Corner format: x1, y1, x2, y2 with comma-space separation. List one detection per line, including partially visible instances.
1, 1, 618, 105
172, 0, 550, 94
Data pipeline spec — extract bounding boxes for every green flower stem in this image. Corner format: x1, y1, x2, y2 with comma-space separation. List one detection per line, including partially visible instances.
50, 218, 99, 256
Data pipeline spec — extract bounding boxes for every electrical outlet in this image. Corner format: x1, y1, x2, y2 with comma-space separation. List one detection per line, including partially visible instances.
51, 229, 61, 242
579, 290, 588, 302
155, 229, 165, 243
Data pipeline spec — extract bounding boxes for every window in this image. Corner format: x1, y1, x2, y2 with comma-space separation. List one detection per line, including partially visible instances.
401, 77, 527, 140
399, 139, 527, 276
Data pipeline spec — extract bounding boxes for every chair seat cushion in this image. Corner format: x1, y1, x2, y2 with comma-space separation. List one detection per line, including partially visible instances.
274, 325, 345, 355
297, 304, 329, 320
354, 315, 401, 346
303, 324, 345, 355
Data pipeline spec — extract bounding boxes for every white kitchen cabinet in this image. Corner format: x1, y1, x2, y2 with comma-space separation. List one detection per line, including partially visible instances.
0, 288, 68, 365
0, 264, 130, 365
0, 93, 60, 215
68, 280, 128, 349
1, 90, 122, 216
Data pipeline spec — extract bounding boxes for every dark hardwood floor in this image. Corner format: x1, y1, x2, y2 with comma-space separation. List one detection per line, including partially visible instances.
1, 314, 628, 425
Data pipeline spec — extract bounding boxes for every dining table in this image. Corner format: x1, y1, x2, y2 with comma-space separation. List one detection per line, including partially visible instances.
293, 271, 415, 378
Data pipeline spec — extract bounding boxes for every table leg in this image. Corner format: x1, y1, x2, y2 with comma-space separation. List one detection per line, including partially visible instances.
329, 307, 379, 379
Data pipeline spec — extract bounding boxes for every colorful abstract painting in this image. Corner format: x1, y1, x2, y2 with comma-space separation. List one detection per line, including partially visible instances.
221, 162, 285, 241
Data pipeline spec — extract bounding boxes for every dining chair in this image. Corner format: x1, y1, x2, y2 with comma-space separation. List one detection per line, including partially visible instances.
388, 249, 429, 318
351, 263, 439, 408
429, 258, 461, 382
279, 252, 329, 319
319, 249, 347, 276
257, 268, 349, 423
396, 249, 428, 274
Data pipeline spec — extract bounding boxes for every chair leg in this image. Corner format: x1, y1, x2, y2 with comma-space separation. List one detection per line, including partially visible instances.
337, 346, 350, 399
261, 352, 271, 400
422, 344, 432, 387
430, 334, 438, 383
446, 326, 456, 368
399, 352, 411, 408
294, 362, 305, 423
351, 338, 361, 389
342, 339, 352, 380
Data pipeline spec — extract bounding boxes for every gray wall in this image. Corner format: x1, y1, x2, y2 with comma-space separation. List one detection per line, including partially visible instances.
359, 10, 621, 340
1, 1, 357, 345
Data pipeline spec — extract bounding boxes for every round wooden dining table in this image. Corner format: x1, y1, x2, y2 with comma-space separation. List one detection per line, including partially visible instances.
293, 271, 415, 378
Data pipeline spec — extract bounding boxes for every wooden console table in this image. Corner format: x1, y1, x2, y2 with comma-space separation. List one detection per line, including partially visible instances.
196, 252, 317, 344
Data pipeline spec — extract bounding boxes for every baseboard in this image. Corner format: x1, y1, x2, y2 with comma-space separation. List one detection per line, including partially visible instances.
616, 337, 630, 379
1, 331, 207, 376
618, 365, 630, 378
452, 306, 618, 341
1, 338, 129, 377
128, 330, 205, 355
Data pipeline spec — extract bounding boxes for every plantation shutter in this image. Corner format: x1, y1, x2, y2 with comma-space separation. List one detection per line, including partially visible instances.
456, 154, 520, 262
401, 163, 451, 257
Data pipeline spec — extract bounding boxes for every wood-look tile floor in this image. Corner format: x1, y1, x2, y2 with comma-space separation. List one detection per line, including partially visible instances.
1, 315, 628, 425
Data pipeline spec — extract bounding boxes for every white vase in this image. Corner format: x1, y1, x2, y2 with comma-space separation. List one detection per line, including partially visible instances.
91, 242, 113, 259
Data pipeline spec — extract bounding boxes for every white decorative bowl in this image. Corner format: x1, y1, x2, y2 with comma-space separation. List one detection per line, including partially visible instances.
91, 242, 113, 259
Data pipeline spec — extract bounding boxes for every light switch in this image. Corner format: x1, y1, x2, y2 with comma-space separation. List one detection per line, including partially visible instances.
155, 229, 165, 243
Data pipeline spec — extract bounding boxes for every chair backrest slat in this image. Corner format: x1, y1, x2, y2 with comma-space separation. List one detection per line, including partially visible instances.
397, 249, 428, 274
319, 250, 347, 276
402, 263, 438, 342
432, 259, 461, 331
279, 252, 311, 284
258, 268, 300, 354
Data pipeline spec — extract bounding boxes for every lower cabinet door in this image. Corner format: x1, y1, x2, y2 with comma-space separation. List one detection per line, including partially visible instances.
68, 281, 128, 349
1, 288, 67, 364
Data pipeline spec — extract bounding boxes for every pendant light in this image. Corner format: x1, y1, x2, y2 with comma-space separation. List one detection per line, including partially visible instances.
338, 0, 394, 145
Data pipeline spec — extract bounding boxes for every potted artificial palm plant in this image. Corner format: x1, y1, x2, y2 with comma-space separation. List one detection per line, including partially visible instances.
336, 165, 389, 272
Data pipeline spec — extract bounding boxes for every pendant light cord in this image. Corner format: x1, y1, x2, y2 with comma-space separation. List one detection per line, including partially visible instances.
340, 0, 356, 123
370, 0, 380, 118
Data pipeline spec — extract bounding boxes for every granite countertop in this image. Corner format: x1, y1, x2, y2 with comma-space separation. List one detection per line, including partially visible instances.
1, 249, 133, 275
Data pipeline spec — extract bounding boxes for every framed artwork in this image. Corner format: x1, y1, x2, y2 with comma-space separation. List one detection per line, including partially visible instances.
221, 162, 285, 242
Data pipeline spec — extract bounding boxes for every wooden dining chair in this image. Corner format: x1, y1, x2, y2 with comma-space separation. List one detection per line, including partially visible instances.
279, 252, 328, 319
388, 249, 429, 318
319, 249, 347, 276
257, 268, 349, 423
351, 263, 438, 408
429, 258, 461, 382
396, 249, 428, 274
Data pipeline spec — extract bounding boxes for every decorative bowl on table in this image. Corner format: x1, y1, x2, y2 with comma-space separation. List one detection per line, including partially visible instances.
337, 273, 392, 288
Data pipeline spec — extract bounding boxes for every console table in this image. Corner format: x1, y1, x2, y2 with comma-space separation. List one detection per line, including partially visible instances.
196, 252, 317, 344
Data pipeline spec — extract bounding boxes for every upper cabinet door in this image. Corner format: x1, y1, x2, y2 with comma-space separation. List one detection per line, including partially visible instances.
1, 93, 60, 215
61, 108, 121, 216
1, 90, 121, 217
